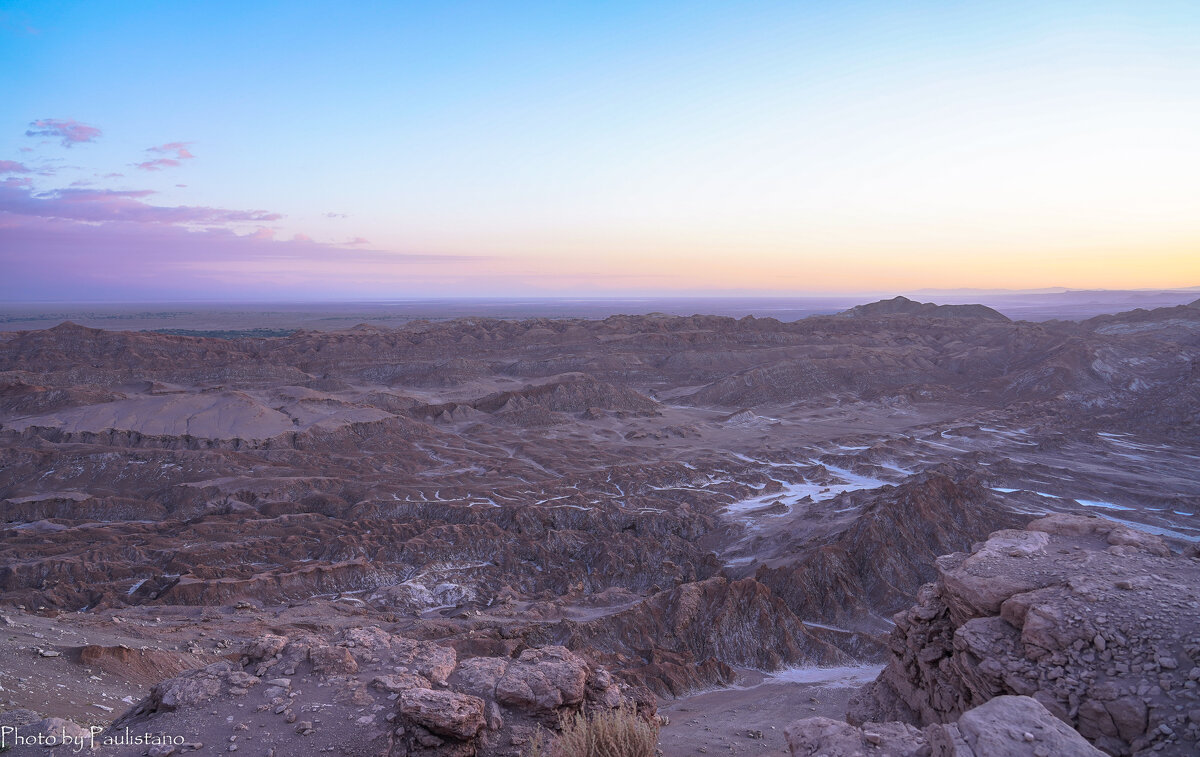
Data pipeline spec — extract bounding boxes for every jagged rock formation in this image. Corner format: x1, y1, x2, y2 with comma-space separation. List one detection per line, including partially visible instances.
108, 626, 652, 756
753, 468, 1027, 630
844, 514, 1200, 756
553, 575, 854, 695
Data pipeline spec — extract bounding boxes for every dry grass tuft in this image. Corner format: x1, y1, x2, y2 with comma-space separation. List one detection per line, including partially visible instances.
525, 703, 658, 757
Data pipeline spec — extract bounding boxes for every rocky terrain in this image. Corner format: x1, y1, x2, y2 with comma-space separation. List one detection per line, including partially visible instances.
788, 513, 1200, 756
0, 296, 1197, 755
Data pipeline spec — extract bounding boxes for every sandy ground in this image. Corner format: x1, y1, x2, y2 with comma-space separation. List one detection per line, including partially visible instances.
657, 666, 884, 756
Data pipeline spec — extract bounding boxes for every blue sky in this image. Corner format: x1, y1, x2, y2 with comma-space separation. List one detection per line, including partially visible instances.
2, 1, 1199, 300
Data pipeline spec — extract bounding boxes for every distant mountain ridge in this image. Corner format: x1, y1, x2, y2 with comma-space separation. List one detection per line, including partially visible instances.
840, 295, 1010, 321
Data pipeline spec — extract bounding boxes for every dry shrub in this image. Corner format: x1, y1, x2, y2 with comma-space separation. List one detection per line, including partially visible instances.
523, 727, 549, 757
536, 703, 659, 757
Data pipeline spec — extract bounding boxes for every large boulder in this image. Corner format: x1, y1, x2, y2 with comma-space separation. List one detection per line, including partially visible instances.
786, 717, 926, 756
932, 695, 1106, 756
399, 688, 487, 740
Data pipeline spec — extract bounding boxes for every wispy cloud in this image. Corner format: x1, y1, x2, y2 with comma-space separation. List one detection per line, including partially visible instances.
149, 142, 194, 159
25, 118, 102, 147
0, 184, 280, 225
136, 142, 196, 171
1, 125, 490, 300
136, 159, 181, 171
0, 180, 484, 300
0, 10, 40, 36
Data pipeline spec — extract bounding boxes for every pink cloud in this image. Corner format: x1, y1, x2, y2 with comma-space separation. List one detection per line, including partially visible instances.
137, 142, 196, 171
346, 236, 370, 245
0, 209, 480, 301
136, 157, 182, 171
0, 144, 486, 300
0, 160, 30, 175
148, 142, 195, 159
25, 118, 102, 147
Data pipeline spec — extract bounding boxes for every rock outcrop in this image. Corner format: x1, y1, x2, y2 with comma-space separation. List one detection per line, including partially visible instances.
755, 468, 1026, 629
556, 575, 854, 695
844, 514, 1200, 756
788, 695, 1105, 756
109, 626, 651, 756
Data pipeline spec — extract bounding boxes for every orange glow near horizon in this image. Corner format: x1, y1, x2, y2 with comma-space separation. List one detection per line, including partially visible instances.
4, 2, 1200, 300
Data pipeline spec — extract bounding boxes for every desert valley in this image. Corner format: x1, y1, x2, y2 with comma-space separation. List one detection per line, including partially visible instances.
6, 1, 1200, 754
0, 295, 1197, 756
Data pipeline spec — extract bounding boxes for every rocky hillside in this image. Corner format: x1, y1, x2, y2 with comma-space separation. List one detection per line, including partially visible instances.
786, 514, 1200, 756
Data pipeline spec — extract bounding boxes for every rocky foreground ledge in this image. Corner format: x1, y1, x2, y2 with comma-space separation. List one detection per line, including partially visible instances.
1, 626, 653, 756
789, 514, 1200, 756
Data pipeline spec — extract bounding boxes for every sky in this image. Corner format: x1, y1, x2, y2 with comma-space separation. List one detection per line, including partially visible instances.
2, 0, 1199, 301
